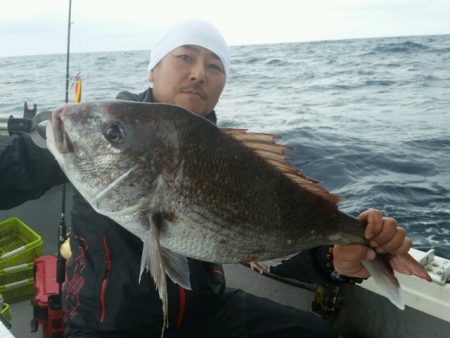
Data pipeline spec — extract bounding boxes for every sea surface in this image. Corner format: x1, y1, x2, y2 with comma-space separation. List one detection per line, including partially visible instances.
1, 34, 449, 258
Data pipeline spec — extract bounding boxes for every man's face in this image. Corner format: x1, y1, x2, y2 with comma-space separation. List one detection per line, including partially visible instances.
150, 45, 226, 116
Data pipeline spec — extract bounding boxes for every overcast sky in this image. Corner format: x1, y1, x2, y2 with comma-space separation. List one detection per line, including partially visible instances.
1, 0, 449, 57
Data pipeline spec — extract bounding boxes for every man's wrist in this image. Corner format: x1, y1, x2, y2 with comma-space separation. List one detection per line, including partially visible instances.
326, 245, 366, 285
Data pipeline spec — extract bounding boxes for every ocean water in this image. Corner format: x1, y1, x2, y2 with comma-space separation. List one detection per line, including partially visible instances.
0, 34, 449, 258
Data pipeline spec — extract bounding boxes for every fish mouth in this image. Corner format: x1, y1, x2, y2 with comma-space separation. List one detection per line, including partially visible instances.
49, 106, 74, 154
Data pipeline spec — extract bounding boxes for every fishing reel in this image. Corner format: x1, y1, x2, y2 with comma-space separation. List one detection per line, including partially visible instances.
312, 284, 342, 322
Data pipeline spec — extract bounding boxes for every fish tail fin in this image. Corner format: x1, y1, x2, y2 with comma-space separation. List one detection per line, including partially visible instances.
388, 252, 432, 281
362, 256, 405, 310
362, 252, 432, 310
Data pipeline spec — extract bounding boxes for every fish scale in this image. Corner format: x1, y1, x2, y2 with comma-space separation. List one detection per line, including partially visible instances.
161, 207, 274, 262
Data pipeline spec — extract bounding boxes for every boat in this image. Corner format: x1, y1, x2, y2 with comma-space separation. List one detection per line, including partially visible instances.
0, 184, 449, 338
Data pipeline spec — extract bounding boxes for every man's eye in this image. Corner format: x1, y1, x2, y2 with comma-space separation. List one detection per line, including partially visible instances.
209, 63, 224, 73
178, 54, 192, 62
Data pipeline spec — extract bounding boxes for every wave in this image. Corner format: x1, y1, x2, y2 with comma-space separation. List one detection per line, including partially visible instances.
371, 40, 430, 54
363, 79, 396, 87
404, 137, 450, 150
264, 58, 289, 66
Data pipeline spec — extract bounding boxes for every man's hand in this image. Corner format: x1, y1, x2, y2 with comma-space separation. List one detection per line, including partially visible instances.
332, 208, 412, 278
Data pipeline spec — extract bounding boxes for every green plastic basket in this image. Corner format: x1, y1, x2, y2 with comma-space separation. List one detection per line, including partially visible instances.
0, 262, 34, 285
0, 217, 43, 269
0, 278, 34, 303
1, 302, 12, 321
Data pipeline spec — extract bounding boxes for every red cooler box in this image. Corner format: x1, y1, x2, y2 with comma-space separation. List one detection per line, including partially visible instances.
32, 255, 65, 338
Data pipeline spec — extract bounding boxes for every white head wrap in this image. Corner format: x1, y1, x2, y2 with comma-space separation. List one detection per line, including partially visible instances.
147, 19, 230, 79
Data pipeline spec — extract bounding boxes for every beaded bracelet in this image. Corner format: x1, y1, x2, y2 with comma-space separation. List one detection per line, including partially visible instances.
326, 245, 365, 285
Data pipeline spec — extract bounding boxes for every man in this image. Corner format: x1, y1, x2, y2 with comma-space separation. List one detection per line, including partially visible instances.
0, 20, 411, 337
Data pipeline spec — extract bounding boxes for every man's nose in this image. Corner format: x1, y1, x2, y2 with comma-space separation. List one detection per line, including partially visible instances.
189, 62, 206, 82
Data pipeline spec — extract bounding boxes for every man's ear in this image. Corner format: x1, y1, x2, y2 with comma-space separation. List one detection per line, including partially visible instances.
149, 69, 154, 82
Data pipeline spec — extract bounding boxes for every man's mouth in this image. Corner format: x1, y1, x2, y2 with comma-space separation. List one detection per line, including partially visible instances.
180, 87, 205, 100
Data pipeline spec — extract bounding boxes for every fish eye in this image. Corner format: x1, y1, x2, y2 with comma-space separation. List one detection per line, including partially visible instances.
103, 122, 124, 145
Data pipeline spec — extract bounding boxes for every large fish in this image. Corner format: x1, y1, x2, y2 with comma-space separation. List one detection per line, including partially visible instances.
46, 100, 430, 333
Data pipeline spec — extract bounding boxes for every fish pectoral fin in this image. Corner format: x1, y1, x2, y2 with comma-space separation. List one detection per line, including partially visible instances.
139, 229, 153, 282
161, 248, 192, 290
140, 219, 169, 333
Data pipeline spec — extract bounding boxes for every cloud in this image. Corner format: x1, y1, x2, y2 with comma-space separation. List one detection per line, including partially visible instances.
1, 0, 449, 57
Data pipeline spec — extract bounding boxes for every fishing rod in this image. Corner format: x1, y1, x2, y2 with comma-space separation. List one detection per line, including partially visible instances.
65, 0, 73, 104
31, 2, 75, 333
56, 0, 74, 298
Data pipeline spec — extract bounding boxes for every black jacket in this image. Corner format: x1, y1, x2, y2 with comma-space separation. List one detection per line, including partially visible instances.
0, 88, 336, 333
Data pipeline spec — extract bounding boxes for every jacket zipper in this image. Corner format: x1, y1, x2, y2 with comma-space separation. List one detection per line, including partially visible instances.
99, 235, 111, 322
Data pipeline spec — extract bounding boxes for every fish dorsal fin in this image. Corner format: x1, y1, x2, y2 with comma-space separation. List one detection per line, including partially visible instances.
222, 128, 341, 204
